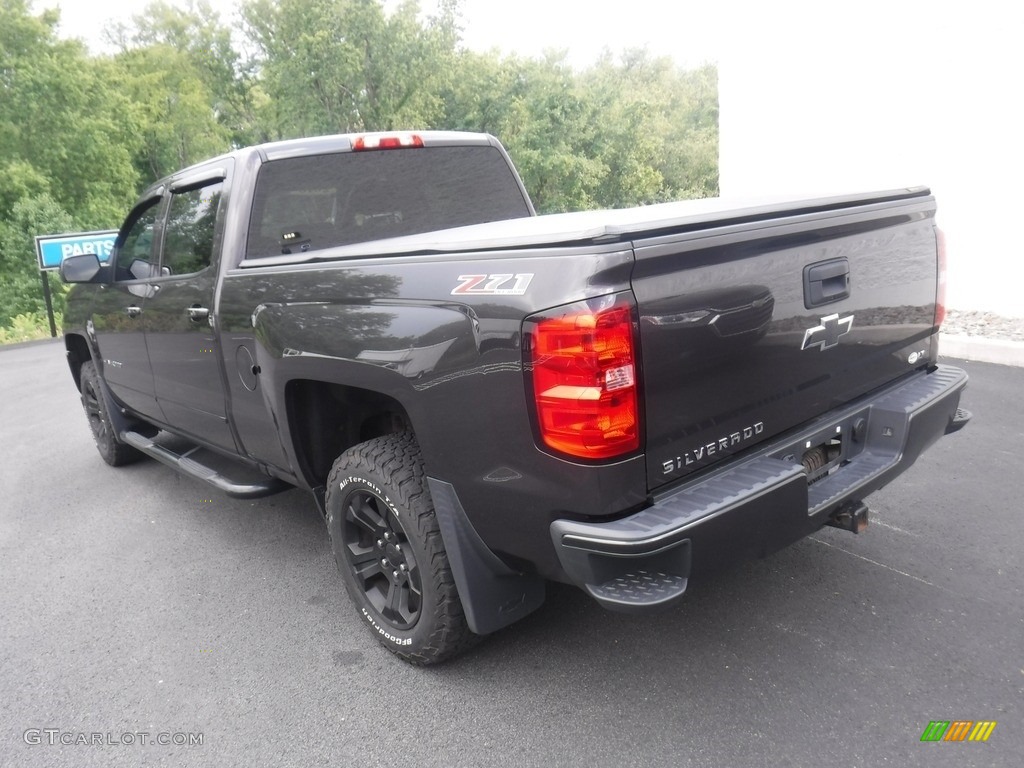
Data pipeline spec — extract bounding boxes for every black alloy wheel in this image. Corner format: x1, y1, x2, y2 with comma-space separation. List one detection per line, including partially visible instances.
341, 487, 423, 630
79, 361, 140, 466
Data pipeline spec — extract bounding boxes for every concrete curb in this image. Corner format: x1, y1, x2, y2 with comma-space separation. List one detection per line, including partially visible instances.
939, 333, 1024, 368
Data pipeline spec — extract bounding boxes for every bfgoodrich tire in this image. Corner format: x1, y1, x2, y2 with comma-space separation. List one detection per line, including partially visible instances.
325, 433, 476, 664
79, 361, 141, 467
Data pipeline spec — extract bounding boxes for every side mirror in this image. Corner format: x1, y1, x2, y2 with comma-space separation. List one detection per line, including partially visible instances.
60, 253, 102, 284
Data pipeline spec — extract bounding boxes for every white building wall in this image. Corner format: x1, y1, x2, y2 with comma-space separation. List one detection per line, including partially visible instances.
718, 1, 1024, 317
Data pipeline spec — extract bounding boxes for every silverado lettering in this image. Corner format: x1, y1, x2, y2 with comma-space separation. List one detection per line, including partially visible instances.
662, 421, 766, 474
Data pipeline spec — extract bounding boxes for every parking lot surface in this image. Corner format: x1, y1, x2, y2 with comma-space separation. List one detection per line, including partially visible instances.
1, 341, 1020, 767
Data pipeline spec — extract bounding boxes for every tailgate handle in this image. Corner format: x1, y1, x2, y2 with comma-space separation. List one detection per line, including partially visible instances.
804, 258, 850, 308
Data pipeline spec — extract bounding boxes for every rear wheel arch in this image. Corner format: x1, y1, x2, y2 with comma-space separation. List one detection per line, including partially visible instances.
285, 379, 416, 488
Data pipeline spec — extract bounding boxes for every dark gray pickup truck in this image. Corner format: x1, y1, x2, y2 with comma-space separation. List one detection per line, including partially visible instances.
61, 131, 970, 663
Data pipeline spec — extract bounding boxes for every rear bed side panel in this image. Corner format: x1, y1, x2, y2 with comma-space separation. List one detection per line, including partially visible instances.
217, 245, 647, 579
631, 195, 940, 492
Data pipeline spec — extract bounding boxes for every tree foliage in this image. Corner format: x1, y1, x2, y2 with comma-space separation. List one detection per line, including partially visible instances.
0, 192, 75, 320
240, 0, 459, 137
0, 0, 718, 336
0, 0, 138, 226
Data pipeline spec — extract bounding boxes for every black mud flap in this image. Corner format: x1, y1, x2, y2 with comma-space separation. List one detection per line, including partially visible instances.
428, 478, 545, 635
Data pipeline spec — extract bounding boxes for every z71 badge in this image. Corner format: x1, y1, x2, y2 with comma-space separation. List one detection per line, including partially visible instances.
451, 273, 533, 296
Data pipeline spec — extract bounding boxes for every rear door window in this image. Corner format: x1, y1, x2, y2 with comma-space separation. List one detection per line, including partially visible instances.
162, 181, 224, 276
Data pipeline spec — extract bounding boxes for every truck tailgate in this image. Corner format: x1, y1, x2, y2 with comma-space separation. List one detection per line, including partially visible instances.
632, 190, 940, 492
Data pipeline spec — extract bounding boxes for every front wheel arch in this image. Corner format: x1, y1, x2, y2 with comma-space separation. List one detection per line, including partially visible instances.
65, 333, 93, 392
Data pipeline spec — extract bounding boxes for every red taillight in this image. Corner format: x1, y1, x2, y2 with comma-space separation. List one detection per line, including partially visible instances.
352, 133, 424, 151
935, 227, 947, 327
526, 297, 640, 460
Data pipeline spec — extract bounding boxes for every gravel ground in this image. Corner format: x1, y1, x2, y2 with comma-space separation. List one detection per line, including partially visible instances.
943, 309, 1024, 342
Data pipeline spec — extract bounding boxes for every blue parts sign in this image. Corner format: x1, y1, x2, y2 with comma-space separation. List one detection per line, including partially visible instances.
35, 230, 117, 271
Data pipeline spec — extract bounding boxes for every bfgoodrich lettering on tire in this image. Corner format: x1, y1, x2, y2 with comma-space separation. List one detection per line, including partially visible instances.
325, 432, 476, 664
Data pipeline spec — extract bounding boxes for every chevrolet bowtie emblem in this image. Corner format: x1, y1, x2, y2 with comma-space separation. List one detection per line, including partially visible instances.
801, 313, 854, 351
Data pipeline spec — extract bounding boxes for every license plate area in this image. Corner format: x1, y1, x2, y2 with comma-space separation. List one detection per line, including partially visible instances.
799, 431, 846, 484
767, 409, 870, 486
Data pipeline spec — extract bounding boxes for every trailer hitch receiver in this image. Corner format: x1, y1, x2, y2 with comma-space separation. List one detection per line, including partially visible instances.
826, 501, 869, 534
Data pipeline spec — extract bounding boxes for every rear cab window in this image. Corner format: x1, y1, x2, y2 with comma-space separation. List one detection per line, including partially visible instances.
244, 146, 531, 259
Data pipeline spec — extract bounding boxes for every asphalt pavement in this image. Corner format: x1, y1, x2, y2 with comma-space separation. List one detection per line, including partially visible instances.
1, 340, 1020, 768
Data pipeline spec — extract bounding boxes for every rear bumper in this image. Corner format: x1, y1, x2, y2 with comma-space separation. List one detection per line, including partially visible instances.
550, 364, 969, 612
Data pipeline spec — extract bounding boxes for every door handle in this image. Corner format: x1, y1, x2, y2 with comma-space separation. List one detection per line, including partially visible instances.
125, 305, 142, 318
187, 305, 210, 322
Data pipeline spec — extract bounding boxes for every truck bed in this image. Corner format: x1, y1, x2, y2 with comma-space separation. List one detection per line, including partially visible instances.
238, 187, 932, 267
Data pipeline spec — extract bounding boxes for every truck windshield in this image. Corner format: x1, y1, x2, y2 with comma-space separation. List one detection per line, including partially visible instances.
245, 145, 531, 258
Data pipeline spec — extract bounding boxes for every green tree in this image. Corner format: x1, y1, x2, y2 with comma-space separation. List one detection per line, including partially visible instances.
106, 45, 231, 182
442, 47, 718, 213
581, 52, 719, 206
0, 0, 140, 227
442, 50, 606, 212
0, 159, 51, 218
0, 0, 721, 343
240, 0, 459, 138
0, 193, 75, 325
111, 0, 261, 148
0, 0, 140, 335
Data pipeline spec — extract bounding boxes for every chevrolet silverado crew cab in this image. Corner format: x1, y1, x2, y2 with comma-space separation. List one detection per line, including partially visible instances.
60, 131, 971, 664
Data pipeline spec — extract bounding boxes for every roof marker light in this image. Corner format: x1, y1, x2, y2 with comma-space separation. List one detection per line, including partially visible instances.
352, 133, 424, 151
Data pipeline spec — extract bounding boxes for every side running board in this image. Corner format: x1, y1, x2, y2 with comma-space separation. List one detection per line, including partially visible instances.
121, 430, 291, 499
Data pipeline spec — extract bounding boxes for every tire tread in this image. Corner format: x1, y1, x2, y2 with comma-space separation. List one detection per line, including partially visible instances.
326, 432, 477, 665
79, 361, 142, 467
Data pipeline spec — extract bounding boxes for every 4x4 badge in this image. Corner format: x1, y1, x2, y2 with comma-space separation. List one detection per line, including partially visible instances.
801, 313, 854, 351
